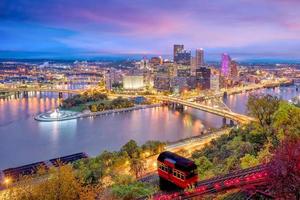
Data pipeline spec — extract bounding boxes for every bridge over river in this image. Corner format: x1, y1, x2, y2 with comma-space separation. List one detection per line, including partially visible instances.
0, 86, 255, 124
159, 96, 255, 124
0, 87, 82, 95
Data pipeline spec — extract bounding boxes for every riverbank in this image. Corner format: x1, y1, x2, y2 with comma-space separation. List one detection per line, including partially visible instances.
142, 127, 232, 176
34, 104, 162, 122
226, 79, 294, 96
0, 92, 14, 98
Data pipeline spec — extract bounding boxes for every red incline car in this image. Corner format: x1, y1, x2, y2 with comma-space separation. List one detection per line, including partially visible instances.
157, 151, 198, 188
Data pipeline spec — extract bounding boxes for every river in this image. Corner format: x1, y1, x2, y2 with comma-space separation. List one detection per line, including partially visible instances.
0, 85, 299, 169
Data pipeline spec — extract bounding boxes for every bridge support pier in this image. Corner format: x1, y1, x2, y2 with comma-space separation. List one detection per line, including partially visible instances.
175, 103, 184, 110
168, 102, 184, 110
223, 117, 227, 126
15, 91, 20, 98
223, 92, 228, 101
296, 87, 298, 92
58, 92, 63, 99
230, 120, 234, 127
23, 91, 28, 98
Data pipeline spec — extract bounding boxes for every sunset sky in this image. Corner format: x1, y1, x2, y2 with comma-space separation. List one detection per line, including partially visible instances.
1, 0, 300, 60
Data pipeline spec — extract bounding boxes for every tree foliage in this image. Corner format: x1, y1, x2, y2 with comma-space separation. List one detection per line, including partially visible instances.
141, 140, 166, 158
74, 140, 165, 185
3, 165, 99, 200
121, 140, 140, 159
194, 156, 214, 179
89, 97, 134, 112
269, 139, 300, 199
273, 102, 300, 141
192, 126, 267, 175
240, 154, 259, 169
130, 158, 146, 178
111, 181, 156, 200
247, 94, 280, 134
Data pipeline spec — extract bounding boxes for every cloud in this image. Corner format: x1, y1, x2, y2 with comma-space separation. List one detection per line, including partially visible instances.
1, 0, 300, 58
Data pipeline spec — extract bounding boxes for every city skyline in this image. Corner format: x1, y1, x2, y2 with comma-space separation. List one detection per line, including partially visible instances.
1, 0, 300, 60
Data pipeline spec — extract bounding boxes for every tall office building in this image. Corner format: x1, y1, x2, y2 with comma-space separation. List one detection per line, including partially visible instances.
123, 75, 145, 90
196, 67, 211, 90
177, 65, 191, 77
105, 69, 114, 91
195, 49, 204, 68
221, 53, 231, 77
175, 50, 191, 65
210, 74, 220, 91
173, 44, 184, 61
154, 65, 172, 91
230, 60, 238, 78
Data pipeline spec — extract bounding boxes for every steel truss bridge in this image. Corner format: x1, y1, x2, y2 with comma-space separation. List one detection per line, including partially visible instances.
160, 96, 255, 124
0, 87, 82, 95
0, 86, 255, 124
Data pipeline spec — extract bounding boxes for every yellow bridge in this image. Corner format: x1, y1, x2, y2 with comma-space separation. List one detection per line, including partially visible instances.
159, 96, 255, 124
0, 86, 255, 124
0, 87, 82, 94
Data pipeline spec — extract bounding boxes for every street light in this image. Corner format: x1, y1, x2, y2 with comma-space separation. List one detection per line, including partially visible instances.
4, 177, 11, 188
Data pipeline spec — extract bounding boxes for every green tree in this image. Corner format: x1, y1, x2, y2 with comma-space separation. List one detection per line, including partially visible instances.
121, 140, 140, 159
273, 102, 300, 141
247, 94, 280, 134
240, 154, 259, 169
141, 141, 166, 157
74, 158, 104, 184
89, 104, 98, 112
194, 156, 214, 179
223, 156, 239, 173
111, 182, 156, 200
256, 141, 273, 163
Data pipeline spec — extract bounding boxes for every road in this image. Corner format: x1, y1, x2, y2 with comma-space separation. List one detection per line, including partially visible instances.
140, 128, 231, 183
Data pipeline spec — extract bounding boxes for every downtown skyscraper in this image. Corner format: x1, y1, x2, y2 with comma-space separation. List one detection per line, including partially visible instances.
173, 44, 184, 62
195, 49, 204, 68
221, 53, 231, 77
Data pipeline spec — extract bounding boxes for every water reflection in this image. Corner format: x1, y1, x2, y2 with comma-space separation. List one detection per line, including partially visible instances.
38, 119, 77, 143
0, 85, 299, 169
224, 85, 300, 114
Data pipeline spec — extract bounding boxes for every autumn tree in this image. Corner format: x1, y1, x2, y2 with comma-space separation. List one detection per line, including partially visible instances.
4, 165, 99, 200
130, 158, 145, 178
269, 139, 300, 199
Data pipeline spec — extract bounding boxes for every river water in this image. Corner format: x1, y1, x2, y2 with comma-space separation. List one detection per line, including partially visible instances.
0, 86, 299, 169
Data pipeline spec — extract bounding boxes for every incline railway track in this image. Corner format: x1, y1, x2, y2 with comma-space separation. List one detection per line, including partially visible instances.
153, 164, 270, 200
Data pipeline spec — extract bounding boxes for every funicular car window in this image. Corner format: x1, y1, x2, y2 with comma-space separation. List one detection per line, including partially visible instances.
173, 169, 185, 180
158, 162, 168, 172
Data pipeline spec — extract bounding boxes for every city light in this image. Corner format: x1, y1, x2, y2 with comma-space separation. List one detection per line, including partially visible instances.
0, 1, 299, 199
4, 177, 11, 185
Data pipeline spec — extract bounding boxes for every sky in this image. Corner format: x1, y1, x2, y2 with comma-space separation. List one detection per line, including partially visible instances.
1, 0, 300, 61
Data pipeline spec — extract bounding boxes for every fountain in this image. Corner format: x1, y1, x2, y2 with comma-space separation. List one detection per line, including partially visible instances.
50, 108, 62, 118
35, 107, 80, 122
